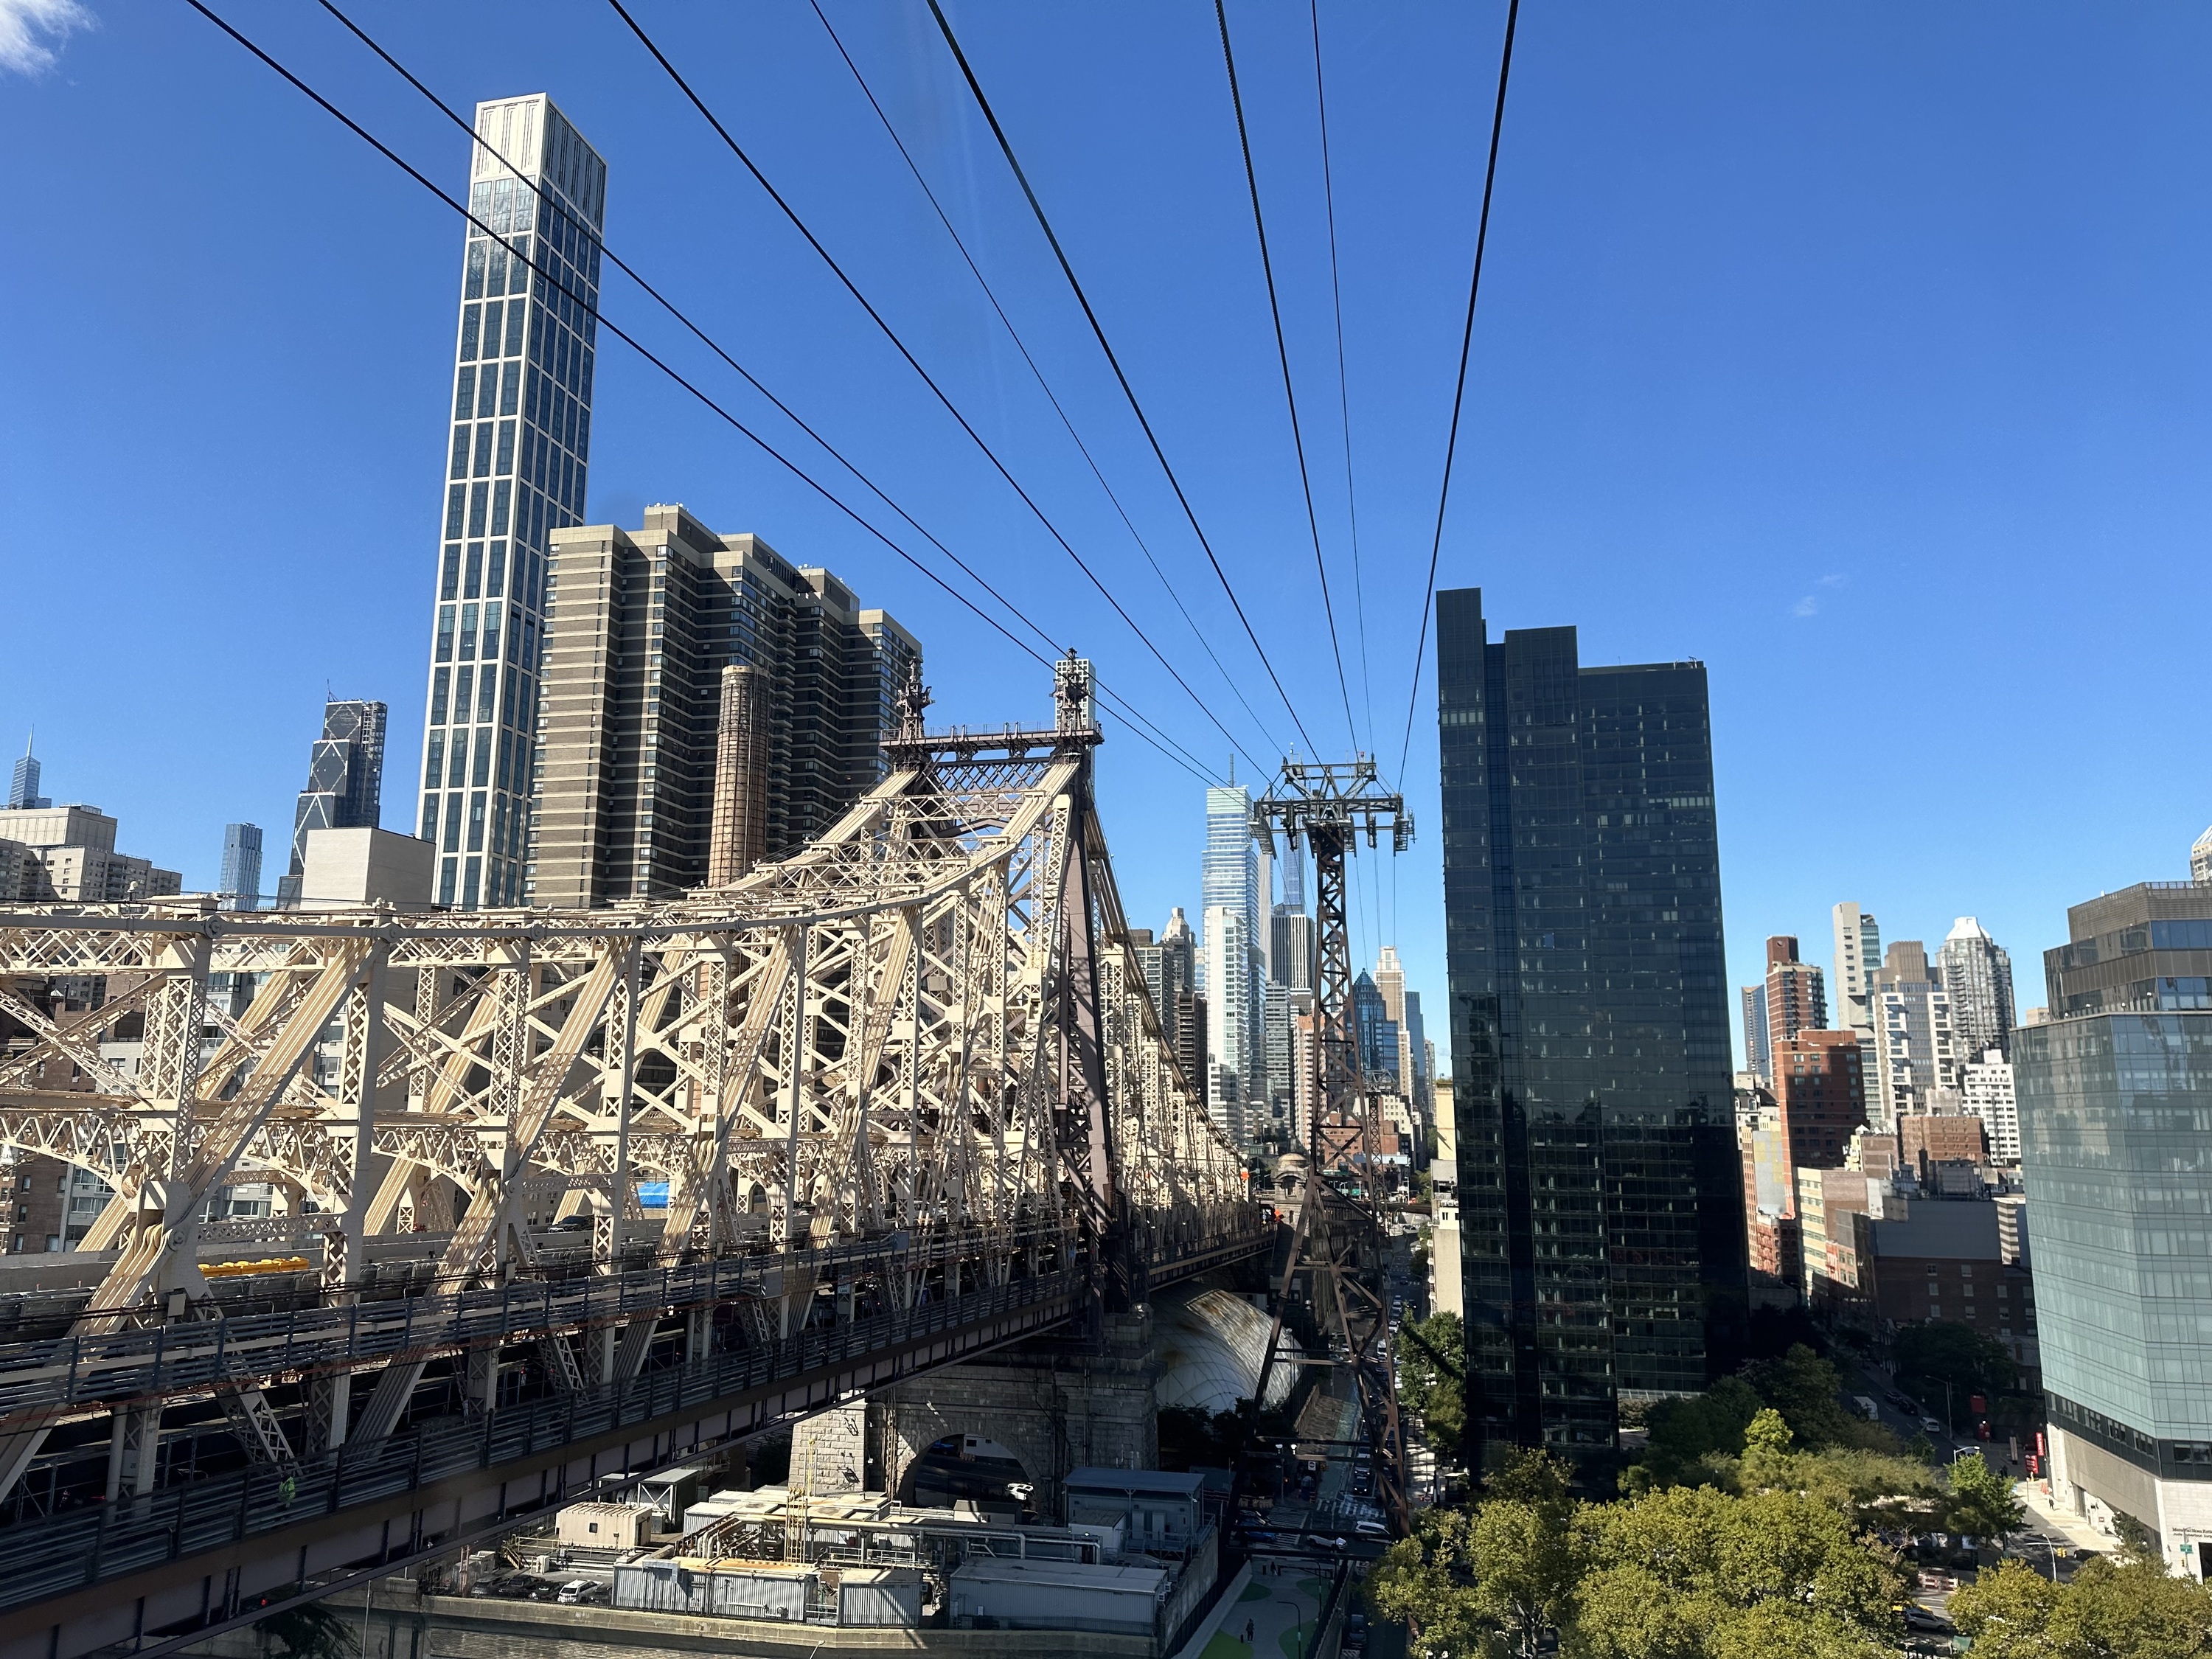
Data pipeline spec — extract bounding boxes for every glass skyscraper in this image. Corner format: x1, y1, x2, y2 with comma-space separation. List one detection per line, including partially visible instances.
417, 96, 606, 911
1436, 587, 1742, 1472
2020, 864, 2212, 1571
277, 699, 386, 905
218, 823, 262, 912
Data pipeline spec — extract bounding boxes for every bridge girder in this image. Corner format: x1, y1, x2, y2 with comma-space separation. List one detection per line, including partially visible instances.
0, 696, 1245, 1500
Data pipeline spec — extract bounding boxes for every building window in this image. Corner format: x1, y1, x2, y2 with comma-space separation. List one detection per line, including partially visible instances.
460, 302, 480, 361
453, 365, 476, 420
462, 855, 481, 909
467, 793, 487, 852
441, 543, 462, 602
431, 666, 451, 724
478, 662, 498, 721
435, 605, 456, 663
439, 857, 457, 906
443, 795, 465, 853
420, 795, 439, 844
424, 733, 445, 789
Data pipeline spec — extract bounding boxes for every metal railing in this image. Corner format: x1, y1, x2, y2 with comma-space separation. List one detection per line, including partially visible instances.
0, 1223, 1073, 1419
0, 1263, 1084, 1613
0, 1206, 1271, 1421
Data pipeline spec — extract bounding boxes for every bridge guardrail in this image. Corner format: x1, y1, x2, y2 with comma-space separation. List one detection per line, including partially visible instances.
0, 1263, 1086, 1614
0, 1223, 1074, 1420
0, 1205, 1273, 1421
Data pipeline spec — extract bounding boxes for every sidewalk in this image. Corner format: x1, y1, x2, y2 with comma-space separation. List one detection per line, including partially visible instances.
1183, 1560, 1335, 1659
2014, 1479, 2110, 1556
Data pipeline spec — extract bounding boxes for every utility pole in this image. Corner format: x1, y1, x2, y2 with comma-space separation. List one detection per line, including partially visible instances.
1249, 757, 1413, 1536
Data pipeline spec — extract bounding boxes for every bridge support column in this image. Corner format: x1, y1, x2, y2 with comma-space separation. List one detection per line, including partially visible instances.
305, 1372, 353, 1452
466, 1345, 499, 1414
102, 1404, 161, 1503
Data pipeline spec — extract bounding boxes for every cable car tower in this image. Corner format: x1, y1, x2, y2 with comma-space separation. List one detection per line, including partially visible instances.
1251, 755, 1413, 1534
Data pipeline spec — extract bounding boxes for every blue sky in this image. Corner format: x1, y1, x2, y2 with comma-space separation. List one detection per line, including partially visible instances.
4, 1, 2211, 1072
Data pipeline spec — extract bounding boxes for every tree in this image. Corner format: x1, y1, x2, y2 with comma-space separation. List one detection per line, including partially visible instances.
1891, 1321, 2018, 1427
1570, 1484, 1905, 1659
1630, 1374, 1764, 1491
1369, 1450, 1582, 1659
1945, 1451, 2025, 1540
1952, 1554, 2212, 1658
1742, 1343, 1877, 1450
1398, 1311, 1467, 1447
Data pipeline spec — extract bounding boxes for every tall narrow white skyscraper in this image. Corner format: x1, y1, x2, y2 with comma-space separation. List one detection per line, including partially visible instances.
1200, 782, 1262, 1140
417, 96, 607, 910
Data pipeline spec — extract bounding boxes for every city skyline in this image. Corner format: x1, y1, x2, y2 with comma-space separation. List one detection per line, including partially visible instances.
7, 7, 2212, 1080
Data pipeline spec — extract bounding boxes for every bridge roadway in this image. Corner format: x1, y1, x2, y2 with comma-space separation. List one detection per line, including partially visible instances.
0, 1203, 1270, 1659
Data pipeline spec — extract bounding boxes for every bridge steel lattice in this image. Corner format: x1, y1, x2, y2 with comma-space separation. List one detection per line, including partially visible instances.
0, 661, 1264, 1659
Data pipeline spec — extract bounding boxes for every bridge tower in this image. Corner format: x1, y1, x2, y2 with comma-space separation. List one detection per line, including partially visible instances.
1253, 757, 1413, 1534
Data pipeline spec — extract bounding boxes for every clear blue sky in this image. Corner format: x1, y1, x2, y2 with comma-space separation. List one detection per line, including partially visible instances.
5, 1, 2211, 1074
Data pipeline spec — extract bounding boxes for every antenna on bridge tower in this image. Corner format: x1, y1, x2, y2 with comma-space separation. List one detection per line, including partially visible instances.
1250, 755, 1414, 1536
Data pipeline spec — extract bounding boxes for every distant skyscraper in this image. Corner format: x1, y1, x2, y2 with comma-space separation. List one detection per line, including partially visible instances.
1831, 902, 1882, 1033
417, 94, 608, 911
1202, 904, 1254, 1145
1740, 983, 1771, 1080
218, 823, 263, 911
1269, 905, 1316, 993
1405, 990, 1430, 1110
1436, 587, 1741, 1468
1938, 916, 2016, 1060
279, 700, 387, 906
1763, 936, 1828, 1062
1961, 1047, 2018, 1163
7, 740, 48, 811
1374, 946, 1418, 1096
1352, 970, 1396, 1082
529, 507, 919, 906
1200, 782, 1262, 1133
1280, 839, 1306, 911
1869, 940, 1958, 1127
2019, 850, 2212, 1576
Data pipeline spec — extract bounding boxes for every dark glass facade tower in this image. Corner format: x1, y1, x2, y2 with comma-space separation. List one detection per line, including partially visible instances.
276, 699, 386, 905
1436, 588, 1743, 1471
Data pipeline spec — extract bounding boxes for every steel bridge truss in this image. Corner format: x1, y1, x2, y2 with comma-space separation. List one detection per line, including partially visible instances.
0, 661, 1245, 1507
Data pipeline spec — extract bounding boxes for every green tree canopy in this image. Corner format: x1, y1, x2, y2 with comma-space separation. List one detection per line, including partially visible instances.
1952, 1555, 2212, 1658
1945, 1451, 2026, 1539
1397, 1310, 1467, 1447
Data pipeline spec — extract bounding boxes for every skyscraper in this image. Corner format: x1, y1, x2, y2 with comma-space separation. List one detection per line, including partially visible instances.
1739, 983, 1771, 1081
2018, 843, 2212, 1575
1202, 904, 1254, 1145
1405, 989, 1430, 1111
1763, 935, 1828, 1061
7, 740, 48, 811
278, 700, 386, 906
1868, 940, 1958, 1127
1436, 588, 1741, 1469
529, 507, 919, 906
1374, 945, 1416, 1096
1352, 970, 1397, 1082
1938, 916, 2016, 1060
1200, 782, 1262, 1136
218, 823, 262, 912
1831, 902, 1882, 1033
418, 94, 607, 911
1269, 905, 1316, 993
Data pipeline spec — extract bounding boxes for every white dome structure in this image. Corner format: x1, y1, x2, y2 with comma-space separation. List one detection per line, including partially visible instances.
2194, 824, 2212, 886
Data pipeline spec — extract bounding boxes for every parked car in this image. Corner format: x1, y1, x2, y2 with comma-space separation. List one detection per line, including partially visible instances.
557, 1580, 602, 1605
1355, 1520, 1388, 1536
